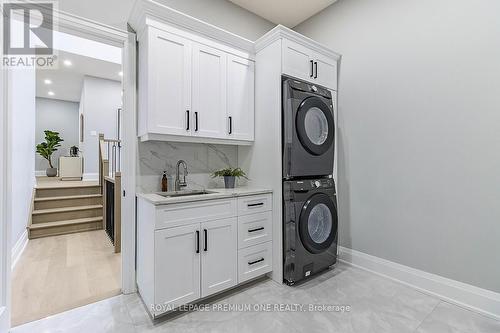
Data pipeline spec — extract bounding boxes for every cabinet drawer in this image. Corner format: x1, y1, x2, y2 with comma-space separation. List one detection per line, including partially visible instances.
238, 241, 272, 283
237, 194, 272, 216
238, 211, 272, 249
156, 198, 237, 230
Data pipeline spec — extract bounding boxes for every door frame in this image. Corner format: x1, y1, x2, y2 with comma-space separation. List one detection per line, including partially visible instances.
0, 6, 137, 331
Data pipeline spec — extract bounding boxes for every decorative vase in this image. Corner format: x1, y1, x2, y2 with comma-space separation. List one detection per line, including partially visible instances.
46, 168, 57, 177
224, 176, 236, 189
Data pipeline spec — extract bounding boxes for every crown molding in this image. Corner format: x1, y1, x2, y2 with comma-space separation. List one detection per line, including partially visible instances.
256, 24, 341, 60
128, 0, 255, 53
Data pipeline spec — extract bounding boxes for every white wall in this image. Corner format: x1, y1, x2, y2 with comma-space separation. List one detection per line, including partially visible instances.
9, 68, 36, 249
80, 76, 122, 179
295, 0, 500, 293
35, 98, 79, 173
58, 0, 274, 40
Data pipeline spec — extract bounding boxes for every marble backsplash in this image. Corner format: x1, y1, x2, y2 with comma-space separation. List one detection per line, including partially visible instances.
137, 141, 245, 193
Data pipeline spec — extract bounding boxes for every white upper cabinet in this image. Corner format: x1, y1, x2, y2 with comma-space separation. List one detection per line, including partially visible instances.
192, 44, 227, 139
282, 39, 315, 82
282, 38, 338, 90
144, 28, 192, 136
227, 55, 255, 141
137, 21, 255, 144
314, 52, 338, 90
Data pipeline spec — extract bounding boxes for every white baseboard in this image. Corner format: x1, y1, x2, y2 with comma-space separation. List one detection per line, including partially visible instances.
11, 229, 28, 269
83, 173, 99, 181
338, 246, 500, 320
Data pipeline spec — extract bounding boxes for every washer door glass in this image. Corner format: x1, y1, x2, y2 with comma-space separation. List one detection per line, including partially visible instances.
299, 193, 338, 254
308, 203, 332, 244
296, 97, 334, 156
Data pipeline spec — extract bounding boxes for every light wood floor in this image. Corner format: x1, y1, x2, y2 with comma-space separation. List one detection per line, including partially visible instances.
11, 230, 121, 326
36, 176, 99, 189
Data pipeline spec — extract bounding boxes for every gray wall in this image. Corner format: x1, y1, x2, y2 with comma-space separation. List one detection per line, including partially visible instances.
295, 0, 500, 292
35, 98, 79, 172
59, 0, 274, 41
138, 141, 239, 193
80, 76, 122, 179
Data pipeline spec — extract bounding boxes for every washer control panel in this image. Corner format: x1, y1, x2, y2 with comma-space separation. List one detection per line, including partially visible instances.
289, 178, 335, 191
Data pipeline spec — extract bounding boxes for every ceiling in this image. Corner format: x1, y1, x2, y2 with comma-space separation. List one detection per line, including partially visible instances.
36, 50, 122, 103
227, 0, 337, 27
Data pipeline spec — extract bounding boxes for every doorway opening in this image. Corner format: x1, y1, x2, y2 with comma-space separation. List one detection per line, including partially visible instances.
9, 31, 124, 327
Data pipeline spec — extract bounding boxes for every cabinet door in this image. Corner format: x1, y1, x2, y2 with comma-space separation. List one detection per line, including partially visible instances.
314, 52, 338, 90
201, 218, 237, 298
192, 43, 227, 139
154, 224, 200, 310
282, 39, 314, 82
150, 28, 192, 136
227, 55, 254, 141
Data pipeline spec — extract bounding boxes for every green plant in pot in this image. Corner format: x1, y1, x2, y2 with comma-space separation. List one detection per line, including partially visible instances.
36, 130, 63, 177
212, 167, 248, 189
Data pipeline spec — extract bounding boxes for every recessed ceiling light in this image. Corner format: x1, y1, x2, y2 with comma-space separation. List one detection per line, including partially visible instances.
44, 79, 52, 85
63, 60, 72, 66
48, 91, 55, 96
118, 71, 123, 77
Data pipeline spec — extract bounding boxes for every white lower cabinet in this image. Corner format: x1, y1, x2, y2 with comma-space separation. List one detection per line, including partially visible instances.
154, 224, 201, 309
137, 193, 272, 318
201, 218, 237, 297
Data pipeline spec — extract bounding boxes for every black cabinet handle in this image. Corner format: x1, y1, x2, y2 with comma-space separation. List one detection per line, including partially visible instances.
248, 258, 265, 266
186, 110, 190, 130
228, 116, 232, 135
247, 202, 264, 207
195, 230, 200, 253
310, 60, 314, 77
248, 227, 264, 233
194, 112, 198, 132
314, 61, 318, 79
203, 229, 207, 252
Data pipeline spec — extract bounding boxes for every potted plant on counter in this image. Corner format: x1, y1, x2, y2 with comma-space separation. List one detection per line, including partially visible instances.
36, 130, 63, 177
212, 167, 248, 189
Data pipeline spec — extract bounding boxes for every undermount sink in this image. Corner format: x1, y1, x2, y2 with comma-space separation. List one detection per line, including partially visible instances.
156, 190, 216, 198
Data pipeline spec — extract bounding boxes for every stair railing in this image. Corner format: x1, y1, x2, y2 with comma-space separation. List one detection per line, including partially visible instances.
98, 133, 122, 253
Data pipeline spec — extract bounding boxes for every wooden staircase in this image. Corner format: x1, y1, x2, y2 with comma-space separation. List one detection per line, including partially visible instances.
28, 184, 103, 239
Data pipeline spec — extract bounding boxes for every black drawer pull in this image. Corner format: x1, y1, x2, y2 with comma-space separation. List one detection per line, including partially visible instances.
310, 60, 314, 77
195, 230, 200, 253
194, 111, 198, 132
248, 227, 264, 233
186, 110, 190, 130
247, 202, 264, 207
203, 229, 208, 252
248, 258, 265, 266
314, 61, 318, 79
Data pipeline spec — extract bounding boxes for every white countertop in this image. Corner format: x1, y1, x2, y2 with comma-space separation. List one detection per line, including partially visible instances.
136, 187, 273, 205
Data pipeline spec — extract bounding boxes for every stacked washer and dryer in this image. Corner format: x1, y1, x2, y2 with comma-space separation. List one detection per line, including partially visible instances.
282, 77, 338, 285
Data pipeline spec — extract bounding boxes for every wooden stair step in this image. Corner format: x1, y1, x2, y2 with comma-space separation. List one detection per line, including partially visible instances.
29, 217, 103, 229
34, 194, 102, 202
28, 217, 103, 239
35, 186, 101, 198
32, 205, 103, 215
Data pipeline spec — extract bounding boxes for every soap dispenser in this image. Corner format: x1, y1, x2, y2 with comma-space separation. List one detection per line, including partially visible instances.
161, 171, 168, 192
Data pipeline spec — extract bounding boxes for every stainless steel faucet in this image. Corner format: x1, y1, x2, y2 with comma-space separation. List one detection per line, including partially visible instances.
174, 160, 188, 191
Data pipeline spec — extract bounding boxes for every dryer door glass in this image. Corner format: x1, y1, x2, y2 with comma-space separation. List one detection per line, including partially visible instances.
296, 96, 334, 156
305, 107, 329, 146
299, 193, 338, 254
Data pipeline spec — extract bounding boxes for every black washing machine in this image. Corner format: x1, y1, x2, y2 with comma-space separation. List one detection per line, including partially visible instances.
282, 76, 335, 179
283, 178, 338, 285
